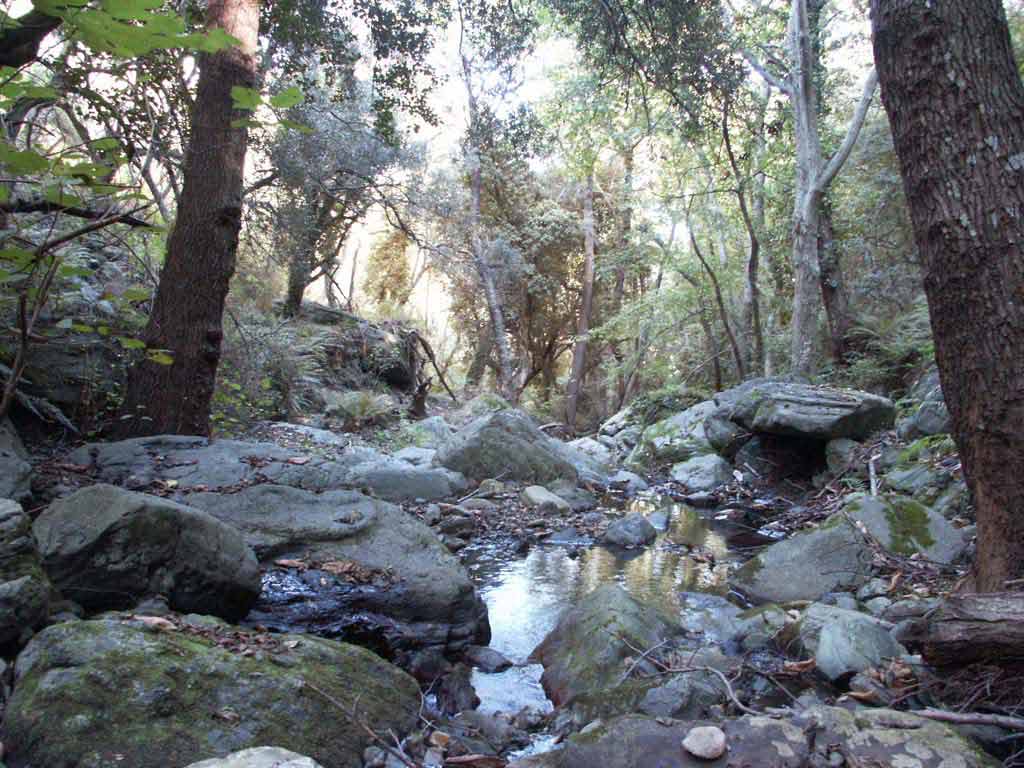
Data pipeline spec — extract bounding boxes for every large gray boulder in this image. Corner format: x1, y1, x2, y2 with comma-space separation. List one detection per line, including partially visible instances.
626, 401, 716, 468
898, 367, 951, 440
435, 410, 577, 484
33, 485, 260, 621
186, 748, 322, 768
720, 380, 895, 441
187, 484, 489, 657
0, 499, 51, 647
670, 454, 732, 492
843, 492, 967, 564
601, 514, 657, 548
1, 616, 419, 768
791, 603, 905, 681
731, 515, 872, 604
0, 419, 31, 502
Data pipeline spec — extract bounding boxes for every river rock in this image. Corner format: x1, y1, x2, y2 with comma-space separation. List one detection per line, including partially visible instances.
721, 380, 895, 441
529, 584, 684, 708
33, 484, 260, 621
521, 485, 571, 513
599, 406, 639, 437
402, 415, 455, 448
670, 454, 732, 492
609, 470, 648, 494
435, 410, 577, 484
393, 446, 437, 466
898, 367, 951, 439
682, 726, 727, 760
187, 484, 489, 657
791, 603, 905, 682
186, 748, 323, 768
636, 666, 729, 721
601, 514, 657, 548
825, 437, 860, 475
1, 616, 419, 768
731, 515, 872, 603
842, 492, 966, 564
627, 400, 717, 467
704, 410, 751, 459
0, 419, 31, 502
0, 499, 51, 647
464, 644, 513, 672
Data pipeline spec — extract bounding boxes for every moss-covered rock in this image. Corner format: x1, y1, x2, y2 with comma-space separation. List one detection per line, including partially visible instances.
842, 492, 966, 564
626, 400, 717, 469
1, 616, 420, 768
0, 499, 52, 648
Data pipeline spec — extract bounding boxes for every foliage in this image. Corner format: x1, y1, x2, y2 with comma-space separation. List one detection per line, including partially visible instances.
328, 389, 394, 429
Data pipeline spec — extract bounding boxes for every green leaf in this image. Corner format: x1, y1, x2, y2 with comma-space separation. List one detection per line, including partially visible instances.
116, 336, 146, 349
269, 86, 304, 109
146, 349, 174, 365
57, 265, 93, 278
230, 86, 261, 111
71, 323, 94, 333
0, 143, 49, 174
97, 325, 110, 336
120, 286, 152, 302
101, 0, 163, 21
91, 137, 122, 151
280, 118, 314, 134
230, 118, 261, 130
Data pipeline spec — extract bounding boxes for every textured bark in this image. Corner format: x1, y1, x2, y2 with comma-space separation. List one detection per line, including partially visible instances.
115, 0, 259, 436
566, 174, 596, 430
871, 0, 1024, 592
817, 198, 852, 365
691, 231, 745, 381
901, 593, 1024, 666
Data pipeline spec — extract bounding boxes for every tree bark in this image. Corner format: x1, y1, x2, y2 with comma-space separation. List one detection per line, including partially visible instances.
115, 0, 259, 437
817, 197, 852, 365
566, 173, 596, 430
0, 9, 61, 69
900, 593, 1024, 666
870, 0, 1024, 592
691, 231, 745, 381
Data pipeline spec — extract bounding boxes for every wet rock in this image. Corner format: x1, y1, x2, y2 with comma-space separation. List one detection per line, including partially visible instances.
548, 479, 598, 512
670, 454, 732, 492
189, 485, 489, 657
439, 515, 477, 538
601, 514, 657, 548
731, 515, 872, 604
791, 603, 905, 682
626, 401, 717, 467
684, 492, 717, 508
33, 484, 260, 621
436, 410, 577, 484
682, 725, 726, 760
0, 419, 31, 502
185, 748, 323, 768
0, 499, 51, 647
464, 644, 513, 673
637, 669, 728, 721
437, 663, 479, 714
529, 584, 685, 708
609, 470, 648, 494
546, 527, 585, 545
521, 486, 571, 513
2, 615, 420, 768
842, 492, 966, 564
453, 710, 531, 753
406, 647, 453, 685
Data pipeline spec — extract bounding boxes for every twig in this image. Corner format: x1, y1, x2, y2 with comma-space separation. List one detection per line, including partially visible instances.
869, 453, 879, 496
915, 708, 1024, 731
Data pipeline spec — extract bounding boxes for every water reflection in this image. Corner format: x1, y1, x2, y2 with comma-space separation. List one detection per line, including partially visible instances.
465, 499, 747, 714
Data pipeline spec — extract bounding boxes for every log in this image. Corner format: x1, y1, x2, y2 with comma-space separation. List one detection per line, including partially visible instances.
899, 592, 1024, 667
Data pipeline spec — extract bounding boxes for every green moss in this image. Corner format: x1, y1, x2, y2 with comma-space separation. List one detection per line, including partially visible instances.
883, 497, 935, 555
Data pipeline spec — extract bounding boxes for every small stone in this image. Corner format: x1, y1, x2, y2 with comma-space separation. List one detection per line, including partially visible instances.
682, 725, 727, 760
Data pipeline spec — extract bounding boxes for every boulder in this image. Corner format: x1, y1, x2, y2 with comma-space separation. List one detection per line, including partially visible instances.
550, 437, 616, 483
520, 486, 571, 513
703, 410, 750, 459
33, 485, 260, 622
898, 367, 951, 440
185, 748, 323, 768
599, 406, 639, 437
636, 668, 728, 721
843, 492, 967, 564
187, 484, 489, 657
392, 446, 437, 466
608, 470, 648, 494
791, 603, 905, 682
670, 454, 732, 492
721, 380, 895, 441
529, 584, 684, 708
1, 616, 419, 768
601, 514, 657, 548
825, 437, 860, 475
626, 401, 716, 467
0, 499, 51, 647
0, 419, 30, 502
344, 461, 467, 502
435, 410, 577, 484
400, 415, 454, 448
731, 515, 872, 604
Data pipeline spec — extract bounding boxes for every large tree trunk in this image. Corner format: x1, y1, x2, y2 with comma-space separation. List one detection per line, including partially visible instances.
115, 0, 259, 437
566, 173, 596, 430
817, 197, 853, 365
284, 251, 310, 317
871, 0, 1024, 592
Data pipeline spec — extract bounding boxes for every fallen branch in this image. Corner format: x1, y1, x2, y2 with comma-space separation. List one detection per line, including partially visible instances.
915, 708, 1024, 731
411, 331, 458, 405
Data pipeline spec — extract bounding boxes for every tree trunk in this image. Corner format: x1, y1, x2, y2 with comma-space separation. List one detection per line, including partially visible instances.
692, 231, 745, 382
465, 330, 493, 387
566, 174, 596, 430
871, 0, 1024, 592
817, 197, 852, 365
900, 593, 1024, 666
284, 251, 309, 317
115, 0, 259, 437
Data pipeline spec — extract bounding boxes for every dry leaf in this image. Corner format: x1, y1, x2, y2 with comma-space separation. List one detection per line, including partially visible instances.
783, 658, 817, 674
429, 731, 451, 749
274, 559, 308, 570
131, 615, 178, 632
287, 456, 310, 465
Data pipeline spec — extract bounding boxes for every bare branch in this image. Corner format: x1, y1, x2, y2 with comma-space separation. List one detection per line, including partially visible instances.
814, 68, 879, 195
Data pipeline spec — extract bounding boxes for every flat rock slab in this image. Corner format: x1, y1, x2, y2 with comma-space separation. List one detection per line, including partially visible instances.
185, 747, 323, 768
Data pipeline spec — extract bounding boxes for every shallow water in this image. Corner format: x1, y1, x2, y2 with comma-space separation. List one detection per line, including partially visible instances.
463, 496, 769, 716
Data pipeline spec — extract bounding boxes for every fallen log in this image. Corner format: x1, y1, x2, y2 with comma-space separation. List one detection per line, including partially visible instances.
899, 592, 1024, 667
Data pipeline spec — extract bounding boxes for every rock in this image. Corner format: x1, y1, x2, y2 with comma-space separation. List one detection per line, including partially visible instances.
33, 484, 260, 621
732, 436, 774, 478
461, 497, 497, 512
636, 667, 728, 721
546, 527, 586, 545
731, 515, 872, 604
599, 406, 639, 437
671, 454, 732, 492
627, 401, 717, 467
882, 597, 941, 622
729, 604, 790, 652
0, 419, 31, 502
2, 616, 420, 768
864, 596, 892, 616
435, 410, 577, 484
722, 380, 895, 440
0, 499, 51, 647
393, 446, 437, 466
343, 462, 468, 502
601, 514, 657, 548
185, 748, 323, 768
548, 438, 613, 484
529, 584, 684, 708
898, 367, 951, 440
842, 492, 967, 564
464, 644, 513, 673
567, 437, 615, 468
406, 647, 453, 684
520, 486, 571, 513
477, 478, 506, 497
792, 603, 905, 682
704, 410, 751, 459
401, 415, 455, 448
609, 470, 648, 494
188, 485, 489, 657
682, 726, 727, 760
683, 492, 717, 508
437, 663, 479, 714
825, 437, 859, 475
856, 577, 891, 601
547, 479, 598, 512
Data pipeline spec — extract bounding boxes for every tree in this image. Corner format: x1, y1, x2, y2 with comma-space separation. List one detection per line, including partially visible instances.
116, 0, 260, 436
870, 0, 1024, 592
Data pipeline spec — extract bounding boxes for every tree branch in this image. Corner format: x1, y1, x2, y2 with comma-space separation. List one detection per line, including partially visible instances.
0, 9, 62, 69
1, 198, 154, 227
814, 68, 879, 195
741, 48, 792, 95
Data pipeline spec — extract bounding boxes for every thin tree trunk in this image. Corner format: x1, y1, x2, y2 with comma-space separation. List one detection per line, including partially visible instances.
871, 0, 1024, 592
566, 173, 596, 430
465, 330, 493, 387
115, 0, 259, 437
817, 197, 852, 365
691, 232, 745, 382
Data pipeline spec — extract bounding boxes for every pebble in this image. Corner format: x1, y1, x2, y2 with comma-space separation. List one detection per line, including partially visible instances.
682, 725, 727, 760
